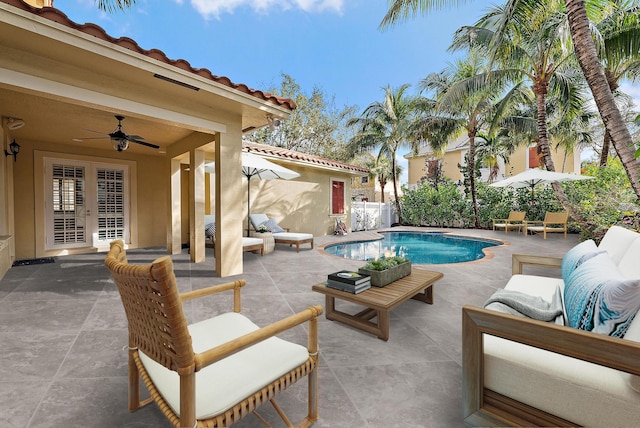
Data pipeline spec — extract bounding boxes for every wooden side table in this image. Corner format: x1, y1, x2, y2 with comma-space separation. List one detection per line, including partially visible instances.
250, 231, 275, 254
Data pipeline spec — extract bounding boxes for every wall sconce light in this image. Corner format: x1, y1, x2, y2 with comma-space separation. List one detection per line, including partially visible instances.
266, 114, 281, 131
7, 117, 25, 130
5, 139, 20, 162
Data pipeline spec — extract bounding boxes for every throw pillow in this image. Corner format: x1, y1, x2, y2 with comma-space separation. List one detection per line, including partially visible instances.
260, 218, 285, 233
564, 253, 640, 337
560, 239, 603, 280
205, 222, 216, 237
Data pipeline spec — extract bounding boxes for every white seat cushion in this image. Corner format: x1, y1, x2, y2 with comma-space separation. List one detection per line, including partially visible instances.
242, 237, 263, 248
617, 237, 640, 278
273, 232, 313, 241
138, 312, 309, 419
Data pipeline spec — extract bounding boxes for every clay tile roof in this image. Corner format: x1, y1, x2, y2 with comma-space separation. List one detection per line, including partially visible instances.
2, 0, 296, 110
243, 141, 369, 174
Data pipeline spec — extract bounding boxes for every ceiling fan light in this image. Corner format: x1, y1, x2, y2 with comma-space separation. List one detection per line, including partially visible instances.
112, 137, 128, 152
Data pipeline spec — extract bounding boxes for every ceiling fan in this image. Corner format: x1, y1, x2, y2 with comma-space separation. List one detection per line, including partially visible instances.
73, 115, 160, 152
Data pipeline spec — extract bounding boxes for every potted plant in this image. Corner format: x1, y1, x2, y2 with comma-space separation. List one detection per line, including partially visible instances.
257, 224, 268, 233
358, 256, 411, 287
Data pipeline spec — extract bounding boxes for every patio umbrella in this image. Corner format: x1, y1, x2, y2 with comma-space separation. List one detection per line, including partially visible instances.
241, 152, 300, 236
490, 169, 593, 201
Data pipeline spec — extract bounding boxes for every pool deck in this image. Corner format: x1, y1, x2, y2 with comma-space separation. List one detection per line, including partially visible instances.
0, 226, 578, 428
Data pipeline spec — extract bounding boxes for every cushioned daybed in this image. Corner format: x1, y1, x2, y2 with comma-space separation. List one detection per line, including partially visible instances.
249, 214, 314, 252
205, 215, 264, 255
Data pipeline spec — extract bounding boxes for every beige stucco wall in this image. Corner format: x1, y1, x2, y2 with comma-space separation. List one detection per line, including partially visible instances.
12, 138, 166, 260
408, 145, 581, 185
243, 163, 354, 237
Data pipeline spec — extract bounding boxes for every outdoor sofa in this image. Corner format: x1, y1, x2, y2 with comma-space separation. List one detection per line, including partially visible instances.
463, 225, 640, 426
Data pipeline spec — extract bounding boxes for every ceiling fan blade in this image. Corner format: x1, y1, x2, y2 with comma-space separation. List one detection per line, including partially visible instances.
128, 138, 160, 149
72, 136, 109, 141
83, 129, 110, 136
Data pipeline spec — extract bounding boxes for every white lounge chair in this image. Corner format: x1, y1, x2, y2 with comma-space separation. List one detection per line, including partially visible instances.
249, 213, 314, 252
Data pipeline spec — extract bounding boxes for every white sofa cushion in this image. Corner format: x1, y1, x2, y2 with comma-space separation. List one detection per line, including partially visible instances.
138, 312, 309, 419
249, 213, 269, 230
484, 335, 640, 427
617, 237, 640, 278
598, 225, 640, 265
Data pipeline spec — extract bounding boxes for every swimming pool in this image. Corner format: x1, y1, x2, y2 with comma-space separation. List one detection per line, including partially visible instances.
323, 231, 501, 264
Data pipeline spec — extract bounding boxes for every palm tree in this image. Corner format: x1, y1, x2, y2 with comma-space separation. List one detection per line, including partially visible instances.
591, 1, 640, 166
417, 52, 512, 227
365, 155, 402, 203
348, 84, 419, 223
381, 0, 640, 201
94, 0, 136, 11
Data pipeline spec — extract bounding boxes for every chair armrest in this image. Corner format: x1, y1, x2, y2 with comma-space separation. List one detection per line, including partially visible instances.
194, 305, 324, 371
524, 220, 543, 225
493, 218, 508, 223
180, 280, 245, 303
511, 253, 562, 275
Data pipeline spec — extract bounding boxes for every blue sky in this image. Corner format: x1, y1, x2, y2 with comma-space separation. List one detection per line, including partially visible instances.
53, 0, 638, 183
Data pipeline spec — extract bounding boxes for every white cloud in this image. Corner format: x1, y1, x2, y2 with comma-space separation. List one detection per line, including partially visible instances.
187, 0, 343, 19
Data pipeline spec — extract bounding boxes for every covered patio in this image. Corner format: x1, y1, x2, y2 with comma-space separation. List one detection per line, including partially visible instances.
0, 228, 578, 427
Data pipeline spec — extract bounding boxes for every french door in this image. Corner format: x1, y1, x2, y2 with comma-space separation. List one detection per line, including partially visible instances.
45, 158, 130, 250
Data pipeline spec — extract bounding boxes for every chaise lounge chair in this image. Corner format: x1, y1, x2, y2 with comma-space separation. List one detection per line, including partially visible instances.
524, 211, 569, 239
205, 215, 264, 255
249, 213, 314, 252
492, 211, 526, 234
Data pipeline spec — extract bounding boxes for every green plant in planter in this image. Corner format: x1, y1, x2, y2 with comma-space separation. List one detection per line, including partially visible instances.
257, 224, 268, 233
362, 256, 409, 271
359, 256, 411, 287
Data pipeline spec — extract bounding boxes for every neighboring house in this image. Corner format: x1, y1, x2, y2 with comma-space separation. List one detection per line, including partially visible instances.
351, 174, 400, 203
405, 137, 581, 188
0, 0, 302, 278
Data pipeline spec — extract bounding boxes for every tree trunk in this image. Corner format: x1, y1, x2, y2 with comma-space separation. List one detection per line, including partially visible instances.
467, 131, 480, 228
379, 178, 386, 203
391, 153, 403, 224
535, 80, 592, 228
600, 130, 611, 167
565, 0, 640, 200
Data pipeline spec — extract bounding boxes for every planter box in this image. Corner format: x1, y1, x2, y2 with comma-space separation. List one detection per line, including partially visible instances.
358, 261, 412, 287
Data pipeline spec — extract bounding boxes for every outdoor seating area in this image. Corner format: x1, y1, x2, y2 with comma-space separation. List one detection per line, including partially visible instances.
524, 211, 569, 239
0, 227, 579, 427
249, 213, 314, 252
492, 211, 527, 234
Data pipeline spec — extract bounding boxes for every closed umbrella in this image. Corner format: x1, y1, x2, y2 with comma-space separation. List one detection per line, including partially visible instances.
241, 152, 299, 236
490, 169, 593, 201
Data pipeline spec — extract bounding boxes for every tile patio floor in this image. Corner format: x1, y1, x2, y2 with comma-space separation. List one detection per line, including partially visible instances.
0, 227, 578, 428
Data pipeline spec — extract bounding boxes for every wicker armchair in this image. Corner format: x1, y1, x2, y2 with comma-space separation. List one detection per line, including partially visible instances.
524, 211, 569, 239
104, 240, 322, 428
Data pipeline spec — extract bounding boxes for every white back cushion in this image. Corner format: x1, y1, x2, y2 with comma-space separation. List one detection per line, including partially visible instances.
598, 226, 640, 265
618, 238, 640, 278
204, 215, 215, 225
249, 213, 269, 230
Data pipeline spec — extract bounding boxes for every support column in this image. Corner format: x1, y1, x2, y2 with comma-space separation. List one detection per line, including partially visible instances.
189, 148, 205, 262
167, 158, 181, 254
214, 130, 243, 277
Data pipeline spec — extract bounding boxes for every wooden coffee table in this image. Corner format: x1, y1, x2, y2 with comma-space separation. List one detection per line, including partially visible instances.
312, 269, 443, 341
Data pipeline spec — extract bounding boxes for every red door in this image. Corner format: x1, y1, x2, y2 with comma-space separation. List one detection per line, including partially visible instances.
332, 180, 345, 215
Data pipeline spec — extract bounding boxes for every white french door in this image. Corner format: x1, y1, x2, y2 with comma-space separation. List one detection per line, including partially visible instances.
45, 158, 130, 250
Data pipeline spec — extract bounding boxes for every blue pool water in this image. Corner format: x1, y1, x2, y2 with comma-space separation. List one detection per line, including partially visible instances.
324, 232, 501, 264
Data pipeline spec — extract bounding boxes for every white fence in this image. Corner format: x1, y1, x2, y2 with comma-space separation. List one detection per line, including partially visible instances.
351, 202, 397, 231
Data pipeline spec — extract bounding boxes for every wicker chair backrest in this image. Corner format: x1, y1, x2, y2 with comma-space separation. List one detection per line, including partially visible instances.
105, 240, 194, 373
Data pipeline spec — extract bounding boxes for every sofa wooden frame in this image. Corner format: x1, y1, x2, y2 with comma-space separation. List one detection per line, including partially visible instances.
462, 254, 640, 427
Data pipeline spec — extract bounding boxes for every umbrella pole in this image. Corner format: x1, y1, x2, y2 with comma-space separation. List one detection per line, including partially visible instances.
247, 178, 251, 237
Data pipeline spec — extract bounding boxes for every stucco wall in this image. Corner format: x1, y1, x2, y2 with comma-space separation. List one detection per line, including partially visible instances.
243, 164, 353, 237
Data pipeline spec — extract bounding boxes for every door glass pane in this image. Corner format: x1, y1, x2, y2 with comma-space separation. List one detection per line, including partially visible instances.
96, 168, 126, 242
52, 164, 86, 245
